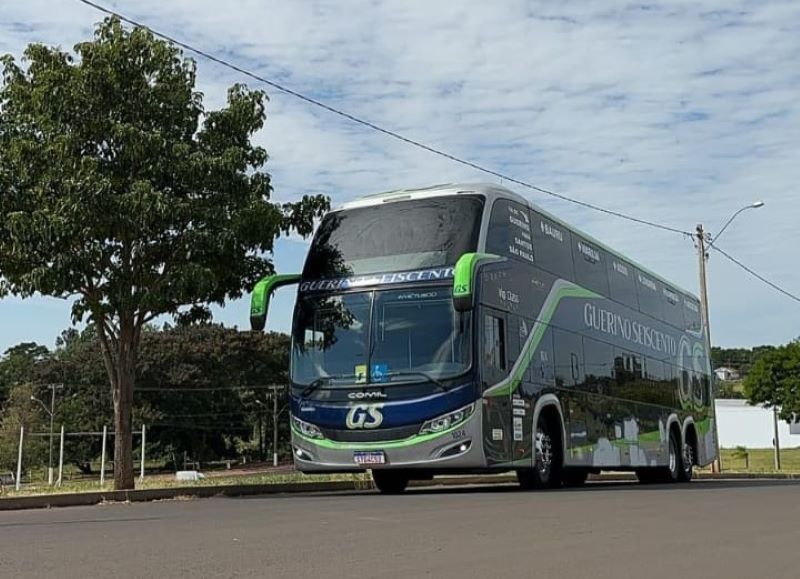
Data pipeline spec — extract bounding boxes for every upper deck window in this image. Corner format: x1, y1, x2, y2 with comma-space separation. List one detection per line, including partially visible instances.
531, 212, 575, 280
572, 236, 609, 295
303, 195, 484, 279
486, 199, 535, 264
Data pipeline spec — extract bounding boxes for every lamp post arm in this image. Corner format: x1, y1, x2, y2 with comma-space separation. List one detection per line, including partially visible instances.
30, 396, 53, 418
712, 207, 747, 246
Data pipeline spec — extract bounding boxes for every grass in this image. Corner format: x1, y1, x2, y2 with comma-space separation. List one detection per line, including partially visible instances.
715, 447, 800, 473
5, 448, 800, 499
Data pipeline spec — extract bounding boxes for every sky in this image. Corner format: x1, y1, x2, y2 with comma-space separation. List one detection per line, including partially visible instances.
0, 0, 798, 353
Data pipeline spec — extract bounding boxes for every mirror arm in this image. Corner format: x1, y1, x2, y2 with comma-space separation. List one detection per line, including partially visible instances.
250, 274, 301, 331
452, 253, 503, 312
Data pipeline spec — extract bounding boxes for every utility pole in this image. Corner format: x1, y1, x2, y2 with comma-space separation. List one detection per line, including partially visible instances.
270, 385, 283, 467
696, 225, 722, 473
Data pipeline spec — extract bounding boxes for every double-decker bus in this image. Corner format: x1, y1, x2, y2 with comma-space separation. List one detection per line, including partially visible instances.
250, 183, 717, 493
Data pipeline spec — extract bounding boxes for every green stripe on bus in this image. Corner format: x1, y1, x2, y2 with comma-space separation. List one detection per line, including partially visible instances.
291, 420, 465, 451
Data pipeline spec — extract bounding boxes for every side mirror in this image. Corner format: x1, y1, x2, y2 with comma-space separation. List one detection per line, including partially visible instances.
452, 253, 502, 312
250, 274, 301, 331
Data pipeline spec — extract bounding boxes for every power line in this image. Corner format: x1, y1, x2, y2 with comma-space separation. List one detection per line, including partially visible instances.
74, 0, 691, 237
136, 384, 287, 392
710, 245, 800, 304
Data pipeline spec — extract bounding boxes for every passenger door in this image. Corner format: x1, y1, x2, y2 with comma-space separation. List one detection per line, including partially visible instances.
481, 307, 513, 464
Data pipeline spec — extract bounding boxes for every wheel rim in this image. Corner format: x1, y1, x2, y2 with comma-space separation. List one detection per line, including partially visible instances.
535, 427, 553, 477
669, 438, 677, 473
683, 444, 694, 474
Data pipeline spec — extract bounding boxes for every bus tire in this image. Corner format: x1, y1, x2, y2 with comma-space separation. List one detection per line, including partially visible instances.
517, 413, 562, 489
372, 470, 409, 494
678, 435, 694, 483
636, 429, 681, 484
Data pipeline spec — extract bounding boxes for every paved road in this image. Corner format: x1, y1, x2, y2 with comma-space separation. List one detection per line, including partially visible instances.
1, 479, 799, 578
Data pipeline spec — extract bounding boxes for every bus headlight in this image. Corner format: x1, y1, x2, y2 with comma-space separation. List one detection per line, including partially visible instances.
292, 415, 323, 439
419, 403, 475, 435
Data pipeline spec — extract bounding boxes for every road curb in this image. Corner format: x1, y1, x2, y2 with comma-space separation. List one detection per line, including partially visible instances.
1, 471, 797, 511
0, 480, 365, 511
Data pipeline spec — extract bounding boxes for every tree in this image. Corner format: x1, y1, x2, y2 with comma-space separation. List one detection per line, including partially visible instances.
0, 342, 49, 406
0, 18, 328, 488
744, 340, 800, 421
135, 324, 290, 466
0, 382, 48, 472
711, 345, 776, 378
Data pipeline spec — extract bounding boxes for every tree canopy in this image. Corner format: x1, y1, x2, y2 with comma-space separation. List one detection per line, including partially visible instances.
744, 340, 800, 421
0, 324, 290, 474
0, 17, 327, 488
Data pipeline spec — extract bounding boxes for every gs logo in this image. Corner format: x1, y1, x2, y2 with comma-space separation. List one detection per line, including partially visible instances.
346, 404, 384, 429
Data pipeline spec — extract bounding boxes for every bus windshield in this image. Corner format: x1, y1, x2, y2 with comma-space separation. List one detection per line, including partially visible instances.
291, 288, 471, 387
302, 195, 484, 279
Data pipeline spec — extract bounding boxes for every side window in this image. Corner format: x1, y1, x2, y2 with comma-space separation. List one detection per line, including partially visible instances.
531, 212, 574, 280
583, 337, 614, 395
486, 199, 534, 264
607, 258, 638, 310
614, 349, 643, 383
661, 284, 683, 329
483, 313, 506, 371
635, 269, 662, 319
553, 328, 582, 388
683, 296, 702, 334
572, 236, 610, 294
516, 316, 535, 383
646, 357, 665, 384
529, 325, 555, 387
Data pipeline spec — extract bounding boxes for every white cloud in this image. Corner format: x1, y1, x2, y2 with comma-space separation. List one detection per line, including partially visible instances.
1, 0, 798, 350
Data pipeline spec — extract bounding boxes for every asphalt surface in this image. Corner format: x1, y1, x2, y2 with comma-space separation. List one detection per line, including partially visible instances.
1, 479, 799, 579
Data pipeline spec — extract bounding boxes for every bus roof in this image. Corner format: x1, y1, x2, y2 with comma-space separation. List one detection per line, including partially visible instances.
340, 183, 698, 301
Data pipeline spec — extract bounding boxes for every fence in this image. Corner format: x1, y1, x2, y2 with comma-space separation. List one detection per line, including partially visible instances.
9, 425, 147, 491
3, 418, 296, 494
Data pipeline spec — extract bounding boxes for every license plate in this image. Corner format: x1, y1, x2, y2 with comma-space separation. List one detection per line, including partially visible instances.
353, 451, 386, 465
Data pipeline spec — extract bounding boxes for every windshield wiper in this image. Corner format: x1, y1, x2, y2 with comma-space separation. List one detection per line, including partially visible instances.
384, 371, 449, 392
300, 376, 334, 399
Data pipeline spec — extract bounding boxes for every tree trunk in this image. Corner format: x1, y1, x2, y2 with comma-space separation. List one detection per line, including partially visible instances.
113, 366, 135, 490
95, 311, 140, 491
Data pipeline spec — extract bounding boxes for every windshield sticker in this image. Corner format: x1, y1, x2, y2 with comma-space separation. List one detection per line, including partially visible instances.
371, 364, 389, 383
299, 267, 455, 293
355, 364, 367, 384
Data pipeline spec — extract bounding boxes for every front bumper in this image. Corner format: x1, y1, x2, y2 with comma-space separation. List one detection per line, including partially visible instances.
292, 405, 486, 472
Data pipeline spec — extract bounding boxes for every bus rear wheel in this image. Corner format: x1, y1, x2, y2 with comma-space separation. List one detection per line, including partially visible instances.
372, 470, 410, 494
636, 429, 681, 484
518, 415, 562, 489
678, 437, 694, 483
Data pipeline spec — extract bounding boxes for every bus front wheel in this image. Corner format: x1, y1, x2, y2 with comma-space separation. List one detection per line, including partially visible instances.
372, 470, 410, 494
518, 415, 563, 489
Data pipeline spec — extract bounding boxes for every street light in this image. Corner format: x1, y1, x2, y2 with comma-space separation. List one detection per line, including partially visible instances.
696, 200, 764, 474
711, 201, 765, 246
30, 383, 63, 485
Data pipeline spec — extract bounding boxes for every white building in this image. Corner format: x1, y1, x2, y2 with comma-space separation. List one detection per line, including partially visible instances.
714, 367, 740, 381
715, 399, 800, 448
